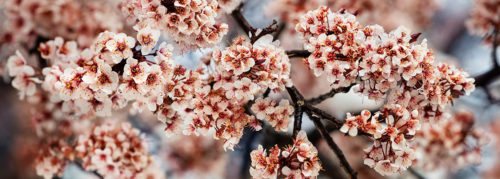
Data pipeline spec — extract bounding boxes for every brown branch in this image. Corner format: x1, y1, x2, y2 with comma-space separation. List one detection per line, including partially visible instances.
474, 67, 500, 87
231, 3, 357, 178
308, 113, 358, 179
306, 85, 354, 105
231, 4, 280, 43
474, 27, 500, 88
286, 50, 311, 58
273, 22, 287, 40
303, 104, 344, 128
286, 86, 305, 137
492, 27, 499, 67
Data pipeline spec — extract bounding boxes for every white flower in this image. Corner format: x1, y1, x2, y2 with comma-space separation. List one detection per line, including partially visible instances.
138, 64, 164, 95
374, 160, 399, 176
136, 26, 161, 55
7, 51, 27, 76
11, 65, 39, 99
118, 78, 141, 100
123, 58, 150, 84
89, 62, 119, 94
55, 68, 91, 101
105, 33, 136, 63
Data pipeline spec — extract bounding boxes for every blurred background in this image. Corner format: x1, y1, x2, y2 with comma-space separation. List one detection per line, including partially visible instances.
1, 0, 500, 178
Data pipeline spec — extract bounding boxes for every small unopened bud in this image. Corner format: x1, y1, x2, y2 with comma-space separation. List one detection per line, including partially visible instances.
410, 33, 422, 43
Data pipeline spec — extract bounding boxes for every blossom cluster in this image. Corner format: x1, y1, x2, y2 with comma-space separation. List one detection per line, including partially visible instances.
414, 110, 489, 171
75, 122, 153, 178
162, 135, 227, 177
7, 27, 296, 154
213, 35, 293, 101
351, 108, 419, 175
265, 0, 440, 49
251, 97, 294, 132
466, 0, 500, 43
120, 0, 228, 50
0, 0, 123, 48
6, 51, 40, 99
250, 131, 321, 179
296, 6, 475, 175
34, 139, 74, 179
33, 122, 162, 179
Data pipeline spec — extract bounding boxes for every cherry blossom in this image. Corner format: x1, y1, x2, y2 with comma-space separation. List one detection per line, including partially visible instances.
120, 0, 229, 49
296, 6, 475, 175
76, 122, 153, 178
251, 97, 294, 132
135, 26, 161, 55
0, 1, 488, 178
250, 131, 321, 179
466, 0, 500, 43
105, 33, 136, 64
414, 110, 489, 171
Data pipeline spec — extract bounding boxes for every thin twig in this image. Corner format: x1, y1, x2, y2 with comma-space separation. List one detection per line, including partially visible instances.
307, 113, 358, 179
273, 22, 287, 40
492, 28, 499, 67
474, 27, 500, 87
304, 104, 344, 127
306, 85, 354, 105
263, 88, 271, 98
231, 4, 279, 43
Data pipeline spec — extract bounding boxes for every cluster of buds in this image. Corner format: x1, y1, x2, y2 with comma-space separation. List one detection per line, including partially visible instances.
75, 122, 153, 178
212, 35, 293, 102
0, 0, 123, 48
414, 110, 489, 171
120, 0, 228, 50
297, 6, 475, 175
466, 0, 500, 43
251, 97, 294, 132
250, 131, 321, 178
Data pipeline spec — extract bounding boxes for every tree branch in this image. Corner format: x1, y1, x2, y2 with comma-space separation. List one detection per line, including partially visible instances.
231, 4, 279, 43
473, 27, 500, 88
303, 104, 344, 127
306, 85, 354, 105
286, 86, 305, 137
492, 28, 499, 67
474, 67, 500, 87
286, 50, 311, 58
307, 113, 358, 179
